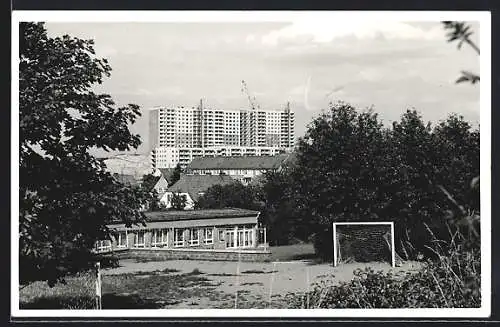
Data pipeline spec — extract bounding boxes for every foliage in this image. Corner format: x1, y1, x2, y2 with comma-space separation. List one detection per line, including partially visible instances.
170, 192, 187, 210
19, 22, 148, 286
141, 173, 159, 191
291, 102, 479, 260
168, 164, 183, 187
286, 220, 480, 308
442, 21, 480, 84
260, 165, 311, 246
195, 181, 263, 211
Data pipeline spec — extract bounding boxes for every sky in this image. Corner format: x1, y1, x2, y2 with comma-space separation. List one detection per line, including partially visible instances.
45, 18, 480, 155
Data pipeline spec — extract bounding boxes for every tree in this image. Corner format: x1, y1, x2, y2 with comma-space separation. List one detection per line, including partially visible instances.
19, 22, 149, 285
442, 21, 480, 84
168, 164, 182, 187
292, 102, 390, 258
261, 167, 303, 246
141, 173, 159, 191
291, 102, 479, 260
195, 182, 263, 211
170, 192, 187, 210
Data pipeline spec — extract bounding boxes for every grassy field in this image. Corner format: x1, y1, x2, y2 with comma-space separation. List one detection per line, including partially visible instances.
19, 244, 422, 309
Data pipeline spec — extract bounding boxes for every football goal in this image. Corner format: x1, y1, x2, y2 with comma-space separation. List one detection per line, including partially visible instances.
333, 222, 395, 267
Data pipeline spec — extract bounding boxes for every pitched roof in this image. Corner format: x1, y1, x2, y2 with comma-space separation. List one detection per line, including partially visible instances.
166, 174, 235, 201
187, 154, 292, 171
143, 208, 260, 222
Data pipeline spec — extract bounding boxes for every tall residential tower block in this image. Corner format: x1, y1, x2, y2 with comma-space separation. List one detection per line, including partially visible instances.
149, 103, 295, 169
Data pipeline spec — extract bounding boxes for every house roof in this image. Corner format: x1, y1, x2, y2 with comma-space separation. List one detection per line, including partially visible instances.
166, 174, 235, 201
143, 208, 260, 222
187, 154, 292, 171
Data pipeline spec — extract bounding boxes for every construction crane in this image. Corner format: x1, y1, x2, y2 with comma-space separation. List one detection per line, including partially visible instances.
241, 80, 261, 111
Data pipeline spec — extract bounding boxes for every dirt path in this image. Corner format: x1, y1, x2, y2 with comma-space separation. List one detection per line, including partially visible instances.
103, 259, 422, 309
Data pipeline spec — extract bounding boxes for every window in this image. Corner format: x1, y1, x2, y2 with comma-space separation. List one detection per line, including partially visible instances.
133, 230, 146, 248
95, 240, 112, 253
204, 228, 214, 244
151, 229, 168, 248
174, 228, 184, 247
218, 229, 225, 242
226, 230, 236, 248
189, 228, 200, 246
116, 231, 127, 248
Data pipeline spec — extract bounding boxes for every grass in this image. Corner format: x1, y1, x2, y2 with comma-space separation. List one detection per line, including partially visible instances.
20, 267, 221, 309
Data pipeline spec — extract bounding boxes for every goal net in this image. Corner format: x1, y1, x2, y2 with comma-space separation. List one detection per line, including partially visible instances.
333, 222, 395, 267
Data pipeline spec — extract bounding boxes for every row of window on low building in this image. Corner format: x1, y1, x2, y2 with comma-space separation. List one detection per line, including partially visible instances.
94, 226, 256, 253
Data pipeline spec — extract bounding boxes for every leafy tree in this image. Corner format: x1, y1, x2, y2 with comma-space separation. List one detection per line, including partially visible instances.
19, 22, 149, 286
170, 192, 187, 210
141, 173, 159, 191
291, 102, 479, 260
195, 181, 263, 211
442, 21, 480, 84
260, 167, 303, 246
292, 102, 390, 258
168, 164, 182, 187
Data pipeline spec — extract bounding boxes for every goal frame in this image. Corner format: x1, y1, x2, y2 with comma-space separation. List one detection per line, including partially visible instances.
332, 221, 395, 267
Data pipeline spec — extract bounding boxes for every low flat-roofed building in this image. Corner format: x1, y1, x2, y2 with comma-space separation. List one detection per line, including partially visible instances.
94, 208, 270, 261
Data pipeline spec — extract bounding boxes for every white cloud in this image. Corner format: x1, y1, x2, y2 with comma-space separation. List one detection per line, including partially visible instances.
261, 19, 443, 46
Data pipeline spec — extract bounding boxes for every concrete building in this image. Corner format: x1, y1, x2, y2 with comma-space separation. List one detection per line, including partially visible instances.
149, 102, 295, 169
186, 153, 294, 185
151, 146, 286, 169
94, 208, 270, 261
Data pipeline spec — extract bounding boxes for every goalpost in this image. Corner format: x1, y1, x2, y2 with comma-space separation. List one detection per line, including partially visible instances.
333, 222, 395, 268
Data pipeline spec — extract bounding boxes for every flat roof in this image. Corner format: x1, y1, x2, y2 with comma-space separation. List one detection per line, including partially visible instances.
142, 208, 260, 223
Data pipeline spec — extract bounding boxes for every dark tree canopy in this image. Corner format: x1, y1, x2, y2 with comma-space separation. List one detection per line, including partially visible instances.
19, 22, 149, 285
168, 164, 182, 187
290, 102, 479, 259
195, 182, 263, 212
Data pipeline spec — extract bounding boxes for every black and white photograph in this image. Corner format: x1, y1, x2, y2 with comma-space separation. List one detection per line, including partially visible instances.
12, 10, 491, 318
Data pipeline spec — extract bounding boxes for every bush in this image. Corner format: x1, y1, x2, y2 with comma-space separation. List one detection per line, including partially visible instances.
286, 223, 480, 308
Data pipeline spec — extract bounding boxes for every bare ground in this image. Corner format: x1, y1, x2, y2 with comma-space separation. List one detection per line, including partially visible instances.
103, 258, 422, 309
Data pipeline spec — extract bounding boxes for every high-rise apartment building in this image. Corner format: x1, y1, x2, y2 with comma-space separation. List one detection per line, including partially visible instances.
149, 102, 295, 169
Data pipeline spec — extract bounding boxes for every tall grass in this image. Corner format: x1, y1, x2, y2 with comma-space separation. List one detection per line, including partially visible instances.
286, 208, 480, 308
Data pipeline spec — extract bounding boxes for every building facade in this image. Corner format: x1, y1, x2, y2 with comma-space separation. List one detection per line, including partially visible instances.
151, 146, 286, 169
94, 208, 270, 261
186, 154, 294, 185
149, 103, 295, 169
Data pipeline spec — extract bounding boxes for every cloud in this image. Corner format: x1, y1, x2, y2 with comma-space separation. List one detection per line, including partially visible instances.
261, 19, 443, 46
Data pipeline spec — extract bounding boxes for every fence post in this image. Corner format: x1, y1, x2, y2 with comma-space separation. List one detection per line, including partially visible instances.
95, 262, 102, 310
306, 266, 310, 309
234, 251, 241, 309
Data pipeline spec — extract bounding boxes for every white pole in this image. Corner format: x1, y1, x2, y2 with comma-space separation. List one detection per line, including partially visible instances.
391, 222, 395, 268
263, 227, 267, 251
332, 223, 337, 267
234, 251, 241, 309
268, 260, 277, 307
95, 262, 102, 310
306, 266, 310, 309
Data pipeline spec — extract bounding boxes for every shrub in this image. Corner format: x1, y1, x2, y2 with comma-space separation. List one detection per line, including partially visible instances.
286, 221, 480, 308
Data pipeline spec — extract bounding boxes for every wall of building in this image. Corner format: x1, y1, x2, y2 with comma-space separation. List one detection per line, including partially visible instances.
98, 221, 262, 255
113, 247, 272, 262
152, 146, 287, 169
